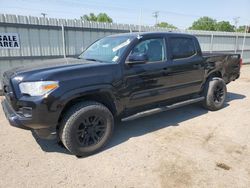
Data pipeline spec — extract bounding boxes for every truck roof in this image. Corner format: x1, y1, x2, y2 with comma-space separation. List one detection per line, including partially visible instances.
108, 31, 194, 38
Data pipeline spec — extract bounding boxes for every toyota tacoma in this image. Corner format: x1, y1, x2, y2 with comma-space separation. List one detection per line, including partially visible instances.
1, 32, 241, 156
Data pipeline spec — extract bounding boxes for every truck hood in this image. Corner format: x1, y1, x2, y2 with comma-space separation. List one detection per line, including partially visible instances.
3, 57, 121, 99
5, 58, 97, 78
4, 57, 120, 81
3, 57, 121, 93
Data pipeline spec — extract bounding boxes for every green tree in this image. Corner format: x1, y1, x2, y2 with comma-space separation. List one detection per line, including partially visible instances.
81, 13, 97, 22
156, 22, 177, 29
216, 21, 235, 32
237, 25, 246, 32
237, 25, 250, 33
189, 16, 217, 31
96, 13, 113, 23
81, 13, 113, 23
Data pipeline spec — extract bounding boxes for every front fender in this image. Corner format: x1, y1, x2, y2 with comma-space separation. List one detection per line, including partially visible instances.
51, 84, 122, 116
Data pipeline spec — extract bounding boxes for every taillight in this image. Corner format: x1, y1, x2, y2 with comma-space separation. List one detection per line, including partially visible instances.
239, 58, 243, 68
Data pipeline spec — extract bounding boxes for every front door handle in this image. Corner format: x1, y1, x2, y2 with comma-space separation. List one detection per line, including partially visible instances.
163, 67, 170, 75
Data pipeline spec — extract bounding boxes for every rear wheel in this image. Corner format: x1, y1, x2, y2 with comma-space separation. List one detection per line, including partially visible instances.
59, 101, 114, 157
202, 77, 227, 111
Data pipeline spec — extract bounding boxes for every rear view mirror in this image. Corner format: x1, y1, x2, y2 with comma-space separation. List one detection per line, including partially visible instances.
127, 53, 148, 64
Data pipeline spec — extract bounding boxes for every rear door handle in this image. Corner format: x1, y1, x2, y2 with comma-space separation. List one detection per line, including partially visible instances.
193, 63, 201, 68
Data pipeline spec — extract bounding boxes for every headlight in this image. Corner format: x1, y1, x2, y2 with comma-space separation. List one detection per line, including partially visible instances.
19, 81, 59, 96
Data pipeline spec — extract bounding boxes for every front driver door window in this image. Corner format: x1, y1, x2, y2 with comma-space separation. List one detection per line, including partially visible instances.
131, 38, 166, 62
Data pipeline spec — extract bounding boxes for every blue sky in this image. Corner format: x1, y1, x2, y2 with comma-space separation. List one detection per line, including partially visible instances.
1, 0, 250, 29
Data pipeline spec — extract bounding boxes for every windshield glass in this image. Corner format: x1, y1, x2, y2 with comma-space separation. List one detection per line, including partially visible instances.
79, 36, 135, 63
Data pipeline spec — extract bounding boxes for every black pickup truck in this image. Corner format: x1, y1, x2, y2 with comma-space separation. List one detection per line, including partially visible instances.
1, 32, 241, 156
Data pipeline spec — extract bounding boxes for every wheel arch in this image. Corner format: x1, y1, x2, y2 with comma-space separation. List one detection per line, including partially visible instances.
207, 70, 223, 80
200, 70, 223, 94
56, 86, 121, 126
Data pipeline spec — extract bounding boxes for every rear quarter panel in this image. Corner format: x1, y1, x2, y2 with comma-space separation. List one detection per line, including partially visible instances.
203, 53, 241, 83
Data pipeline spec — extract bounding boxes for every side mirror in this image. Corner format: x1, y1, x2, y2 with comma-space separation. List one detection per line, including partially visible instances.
127, 53, 148, 64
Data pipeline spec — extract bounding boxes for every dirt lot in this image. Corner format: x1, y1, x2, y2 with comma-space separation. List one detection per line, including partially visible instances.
0, 66, 250, 188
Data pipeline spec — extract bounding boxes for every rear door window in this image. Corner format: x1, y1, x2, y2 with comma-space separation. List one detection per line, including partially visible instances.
170, 37, 196, 59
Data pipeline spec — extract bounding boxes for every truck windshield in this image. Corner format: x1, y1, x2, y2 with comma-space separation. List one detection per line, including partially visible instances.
79, 36, 135, 63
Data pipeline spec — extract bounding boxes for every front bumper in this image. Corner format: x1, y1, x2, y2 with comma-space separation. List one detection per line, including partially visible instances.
1, 99, 31, 130
1, 98, 58, 139
1, 96, 60, 129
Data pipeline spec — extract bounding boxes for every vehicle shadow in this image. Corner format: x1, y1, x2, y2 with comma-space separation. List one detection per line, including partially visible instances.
226, 92, 246, 102
32, 131, 71, 155
32, 92, 246, 156
106, 92, 246, 150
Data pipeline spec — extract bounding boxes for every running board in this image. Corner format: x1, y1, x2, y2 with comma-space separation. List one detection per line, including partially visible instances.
122, 96, 205, 122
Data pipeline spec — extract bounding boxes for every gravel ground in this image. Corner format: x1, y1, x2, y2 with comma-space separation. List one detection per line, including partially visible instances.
0, 66, 250, 188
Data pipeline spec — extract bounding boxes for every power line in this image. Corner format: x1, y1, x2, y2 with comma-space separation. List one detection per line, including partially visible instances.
2, 3, 248, 29
15, 0, 241, 21
56, 0, 245, 21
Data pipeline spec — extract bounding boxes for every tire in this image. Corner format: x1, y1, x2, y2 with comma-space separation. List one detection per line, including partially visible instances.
202, 77, 227, 111
59, 101, 114, 157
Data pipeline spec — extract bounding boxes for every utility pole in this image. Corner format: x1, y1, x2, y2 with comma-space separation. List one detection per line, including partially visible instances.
233, 17, 240, 32
41, 13, 47, 18
152, 11, 159, 26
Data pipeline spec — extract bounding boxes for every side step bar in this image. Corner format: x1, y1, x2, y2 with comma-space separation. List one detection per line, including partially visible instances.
122, 96, 205, 122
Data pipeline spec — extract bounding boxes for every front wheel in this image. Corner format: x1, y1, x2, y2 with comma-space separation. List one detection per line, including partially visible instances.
202, 77, 227, 111
59, 101, 114, 157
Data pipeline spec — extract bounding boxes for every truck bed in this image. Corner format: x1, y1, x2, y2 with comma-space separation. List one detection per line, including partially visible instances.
202, 52, 241, 83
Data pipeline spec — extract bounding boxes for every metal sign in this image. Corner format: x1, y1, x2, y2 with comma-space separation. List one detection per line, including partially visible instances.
0, 33, 20, 49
